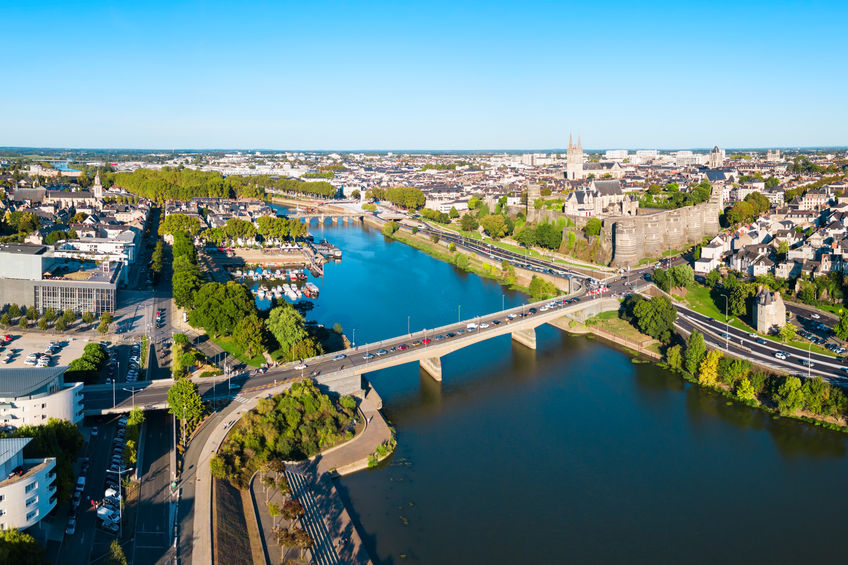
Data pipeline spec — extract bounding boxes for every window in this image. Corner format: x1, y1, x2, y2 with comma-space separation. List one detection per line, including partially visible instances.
26, 495, 37, 507
25, 482, 37, 493
26, 510, 37, 521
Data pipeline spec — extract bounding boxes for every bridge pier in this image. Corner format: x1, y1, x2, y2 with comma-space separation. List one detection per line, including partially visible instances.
316, 372, 364, 397
511, 327, 537, 349
419, 356, 443, 381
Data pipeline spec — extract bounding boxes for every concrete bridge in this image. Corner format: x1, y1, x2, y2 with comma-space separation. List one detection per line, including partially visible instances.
285, 212, 365, 225
81, 295, 620, 414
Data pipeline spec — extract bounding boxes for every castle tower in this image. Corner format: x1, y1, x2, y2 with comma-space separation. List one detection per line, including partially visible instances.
708, 146, 722, 169
526, 182, 541, 222
566, 134, 584, 181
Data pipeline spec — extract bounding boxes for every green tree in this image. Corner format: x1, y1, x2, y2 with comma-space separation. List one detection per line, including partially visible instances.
449, 206, 460, 219
729, 283, 755, 317
652, 268, 671, 292
167, 379, 205, 423
350, 189, 360, 199
18, 316, 28, 329
8, 304, 20, 318
778, 322, 797, 342
454, 253, 470, 270
266, 304, 309, 358
381, 221, 399, 236
460, 214, 479, 231
234, 314, 265, 358
479, 214, 507, 238
773, 376, 804, 415
583, 217, 602, 237
698, 349, 722, 385
835, 311, 848, 340
55, 317, 66, 332
665, 344, 683, 370
82, 311, 95, 324
0, 313, 9, 327
26, 306, 38, 321
736, 377, 758, 403
105, 539, 128, 565
62, 308, 76, 325
668, 264, 694, 288
705, 269, 721, 287
0, 528, 45, 565
632, 296, 676, 342
159, 213, 202, 236
44, 307, 57, 322
173, 333, 189, 346
514, 226, 537, 248
528, 276, 558, 300
38, 317, 48, 330
684, 330, 706, 375
189, 281, 257, 337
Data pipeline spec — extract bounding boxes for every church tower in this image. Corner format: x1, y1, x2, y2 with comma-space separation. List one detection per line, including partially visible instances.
566, 134, 584, 181
708, 146, 722, 169
92, 172, 103, 199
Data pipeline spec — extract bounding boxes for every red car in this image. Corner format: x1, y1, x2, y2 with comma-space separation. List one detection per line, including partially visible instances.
421, 338, 431, 344
398, 344, 409, 350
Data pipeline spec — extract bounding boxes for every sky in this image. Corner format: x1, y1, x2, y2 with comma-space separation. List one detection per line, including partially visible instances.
2, 0, 847, 150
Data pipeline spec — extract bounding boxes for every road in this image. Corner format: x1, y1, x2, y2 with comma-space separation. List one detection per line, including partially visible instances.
133, 411, 176, 565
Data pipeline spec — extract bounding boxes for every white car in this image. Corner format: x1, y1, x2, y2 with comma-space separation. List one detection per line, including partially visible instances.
479, 322, 490, 329
810, 314, 821, 319
294, 363, 307, 370
774, 352, 788, 360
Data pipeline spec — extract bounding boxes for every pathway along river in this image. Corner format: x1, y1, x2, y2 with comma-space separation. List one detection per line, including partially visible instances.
279, 211, 848, 564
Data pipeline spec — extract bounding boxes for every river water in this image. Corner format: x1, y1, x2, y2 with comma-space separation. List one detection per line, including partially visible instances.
281, 213, 848, 564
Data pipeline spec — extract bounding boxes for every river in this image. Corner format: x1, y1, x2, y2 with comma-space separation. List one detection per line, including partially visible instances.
278, 212, 848, 564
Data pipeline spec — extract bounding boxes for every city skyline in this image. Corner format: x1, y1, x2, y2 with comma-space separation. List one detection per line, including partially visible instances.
3, 0, 847, 149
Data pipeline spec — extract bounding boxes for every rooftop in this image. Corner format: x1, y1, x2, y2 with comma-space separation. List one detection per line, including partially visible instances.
0, 366, 68, 398
0, 243, 47, 255
0, 437, 31, 468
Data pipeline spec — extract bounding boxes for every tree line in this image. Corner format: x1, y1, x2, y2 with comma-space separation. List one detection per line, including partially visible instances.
370, 186, 425, 210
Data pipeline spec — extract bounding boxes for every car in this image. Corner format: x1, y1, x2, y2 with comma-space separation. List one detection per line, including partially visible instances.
65, 516, 76, 536
756, 338, 768, 345
456, 329, 466, 334
507, 313, 517, 320
774, 352, 788, 360
492, 319, 501, 325
412, 340, 422, 347
434, 335, 445, 341
397, 344, 409, 350
376, 349, 388, 356
332, 354, 346, 361
721, 333, 730, 339
479, 322, 490, 329
362, 352, 375, 360
421, 338, 431, 344
528, 308, 537, 314
800, 359, 814, 368
91, 426, 99, 437
293, 363, 307, 370
101, 521, 120, 533
811, 313, 821, 319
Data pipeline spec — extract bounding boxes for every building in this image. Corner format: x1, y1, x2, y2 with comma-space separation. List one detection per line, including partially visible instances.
0, 367, 84, 429
0, 437, 57, 530
708, 146, 724, 169
563, 180, 637, 217
753, 286, 786, 334
0, 244, 118, 315
566, 134, 584, 181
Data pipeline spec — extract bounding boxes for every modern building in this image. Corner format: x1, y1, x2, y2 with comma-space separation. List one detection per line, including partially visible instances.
0, 367, 84, 430
753, 286, 786, 334
0, 243, 118, 315
0, 437, 57, 530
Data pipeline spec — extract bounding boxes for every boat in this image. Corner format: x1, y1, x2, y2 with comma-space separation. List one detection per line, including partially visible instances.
305, 282, 319, 297
284, 286, 298, 300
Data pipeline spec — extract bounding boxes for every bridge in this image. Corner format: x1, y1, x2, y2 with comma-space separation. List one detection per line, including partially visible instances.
81, 294, 620, 414
284, 210, 365, 225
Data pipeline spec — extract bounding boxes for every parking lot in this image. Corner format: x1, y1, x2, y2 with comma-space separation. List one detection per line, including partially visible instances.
0, 333, 92, 369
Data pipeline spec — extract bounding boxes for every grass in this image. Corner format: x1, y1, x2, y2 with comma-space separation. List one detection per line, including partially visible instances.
586, 313, 655, 345
212, 335, 266, 367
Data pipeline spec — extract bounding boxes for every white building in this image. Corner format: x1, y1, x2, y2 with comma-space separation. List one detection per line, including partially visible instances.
0, 437, 57, 530
604, 149, 628, 160
0, 367, 84, 430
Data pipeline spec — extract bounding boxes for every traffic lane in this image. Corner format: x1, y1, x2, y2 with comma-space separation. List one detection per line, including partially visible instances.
678, 306, 844, 368
133, 411, 174, 565
677, 310, 848, 382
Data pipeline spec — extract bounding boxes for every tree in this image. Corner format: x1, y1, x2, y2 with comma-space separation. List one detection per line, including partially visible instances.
652, 268, 671, 292
106, 539, 128, 565
449, 206, 460, 219
350, 189, 360, 199
835, 311, 848, 340
729, 283, 755, 317
63, 308, 76, 325
82, 311, 95, 324
167, 380, 205, 424
18, 316, 28, 329
735, 377, 758, 404
460, 214, 478, 232
778, 322, 797, 342
684, 330, 706, 375
668, 264, 694, 288
26, 306, 38, 321
189, 281, 257, 337
292, 527, 314, 560
454, 253, 470, 270
8, 304, 20, 318
0, 528, 45, 565
97, 319, 109, 334
632, 296, 676, 342
38, 317, 48, 330
267, 304, 309, 358
173, 333, 189, 346
44, 307, 57, 322
583, 217, 602, 237
100, 311, 114, 325
528, 276, 558, 300
479, 214, 508, 238
773, 376, 804, 415
777, 239, 789, 257
665, 344, 683, 370
234, 314, 265, 358
281, 499, 304, 525
268, 501, 282, 528
698, 349, 722, 386
514, 226, 537, 248
705, 269, 721, 288
55, 318, 66, 332
381, 221, 399, 236
0, 313, 9, 327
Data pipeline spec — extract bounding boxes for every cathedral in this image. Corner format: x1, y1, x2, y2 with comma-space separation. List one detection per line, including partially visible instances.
566, 133, 584, 181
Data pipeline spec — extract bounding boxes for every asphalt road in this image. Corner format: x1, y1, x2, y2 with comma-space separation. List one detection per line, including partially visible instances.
133, 411, 176, 565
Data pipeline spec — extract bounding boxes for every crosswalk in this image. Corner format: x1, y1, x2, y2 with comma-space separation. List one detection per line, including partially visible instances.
233, 394, 249, 404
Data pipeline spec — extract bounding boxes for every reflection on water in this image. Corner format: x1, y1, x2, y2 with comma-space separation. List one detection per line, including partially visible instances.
287, 219, 848, 565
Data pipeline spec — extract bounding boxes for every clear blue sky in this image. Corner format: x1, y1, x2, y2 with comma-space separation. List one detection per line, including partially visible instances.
3, 1, 846, 150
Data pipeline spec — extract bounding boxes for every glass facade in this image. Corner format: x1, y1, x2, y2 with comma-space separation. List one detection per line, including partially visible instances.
34, 283, 115, 315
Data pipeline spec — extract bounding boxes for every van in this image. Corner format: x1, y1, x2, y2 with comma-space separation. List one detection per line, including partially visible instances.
76, 476, 86, 491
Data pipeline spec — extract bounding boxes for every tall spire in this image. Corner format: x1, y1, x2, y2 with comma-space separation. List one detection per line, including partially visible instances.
577, 135, 582, 151
569, 132, 573, 149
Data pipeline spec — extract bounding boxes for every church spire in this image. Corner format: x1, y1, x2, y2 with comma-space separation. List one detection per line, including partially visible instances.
569, 132, 573, 149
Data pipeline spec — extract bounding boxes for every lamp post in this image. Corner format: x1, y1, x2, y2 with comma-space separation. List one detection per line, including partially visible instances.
721, 295, 729, 350
808, 342, 812, 379
407, 315, 411, 336
352, 328, 356, 349
122, 387, 137, 408
458, 305, 461, 323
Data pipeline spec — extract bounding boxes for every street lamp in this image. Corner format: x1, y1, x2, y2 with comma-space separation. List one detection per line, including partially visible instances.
721, 295, 729, 350
407, 315, 411, 336
458, 305, 461, 323
808, 342, 812, 379
122, 387, 137, 407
